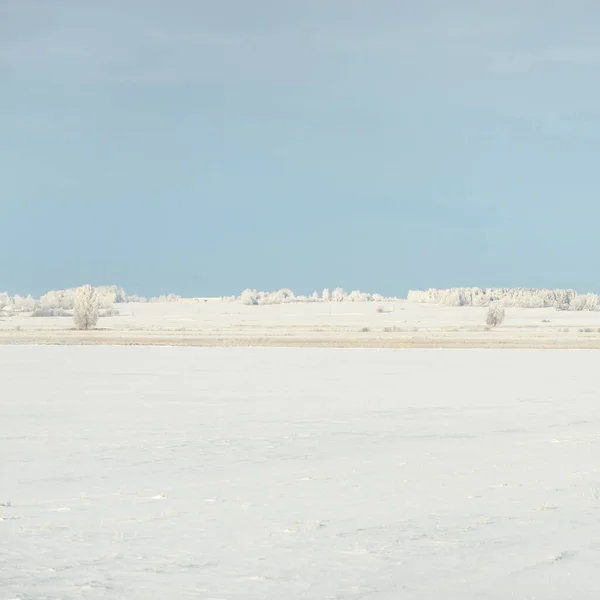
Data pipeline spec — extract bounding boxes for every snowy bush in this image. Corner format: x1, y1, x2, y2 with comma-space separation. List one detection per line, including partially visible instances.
265, 288, 295, 304
31, 308, 70, 317
240, 289, 259, 305
569, 294, 599, 311
73, 285, 99, 330
486, 304, 505, 327
331, 288, 345, 302
150, 293, 181, 303
96, 285, 128, 307
346, 290, 373, 302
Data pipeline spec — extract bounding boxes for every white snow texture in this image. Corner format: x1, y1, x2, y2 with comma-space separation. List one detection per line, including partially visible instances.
2, 346, 600, 599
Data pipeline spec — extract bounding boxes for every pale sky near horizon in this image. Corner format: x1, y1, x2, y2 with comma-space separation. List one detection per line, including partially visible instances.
2, 0, 600, 298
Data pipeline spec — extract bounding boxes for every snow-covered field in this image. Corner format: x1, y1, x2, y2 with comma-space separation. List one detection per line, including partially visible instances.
3, 346, 600, 599
3, 300, 600, 348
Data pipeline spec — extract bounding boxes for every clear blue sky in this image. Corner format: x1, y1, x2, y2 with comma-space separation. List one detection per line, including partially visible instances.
2, 0, 599, 298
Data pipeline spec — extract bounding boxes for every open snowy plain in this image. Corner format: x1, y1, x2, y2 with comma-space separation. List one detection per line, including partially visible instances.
3, 300, 600, 348
2, 346, 600, 599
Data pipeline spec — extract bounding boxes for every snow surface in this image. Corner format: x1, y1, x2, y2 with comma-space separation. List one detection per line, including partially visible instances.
2, 346, 600, 598
3, 300, 600, 348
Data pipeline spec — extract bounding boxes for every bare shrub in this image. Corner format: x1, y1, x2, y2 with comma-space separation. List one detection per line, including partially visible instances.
486, 304, 505, 328
31, 309, 70, 317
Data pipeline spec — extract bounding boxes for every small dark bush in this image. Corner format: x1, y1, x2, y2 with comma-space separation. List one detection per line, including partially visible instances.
31, 309, 71, 317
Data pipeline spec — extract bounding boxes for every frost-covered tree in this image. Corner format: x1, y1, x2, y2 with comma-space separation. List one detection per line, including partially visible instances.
40, 288, 76, 310
331, 287, 345, 302
73, 285, 99, 330
408, 287, 598, 311
486, 303, 505, 328
11, 295, 37, 312
240, 289, 259, 306
569, 293, 599, 311
235, 286, 395, 305
40, 285, 143, 309
0, 293, 38, 313
270, 288, 294, 304
150, 293, 181, 303
0, 292, 9, 310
